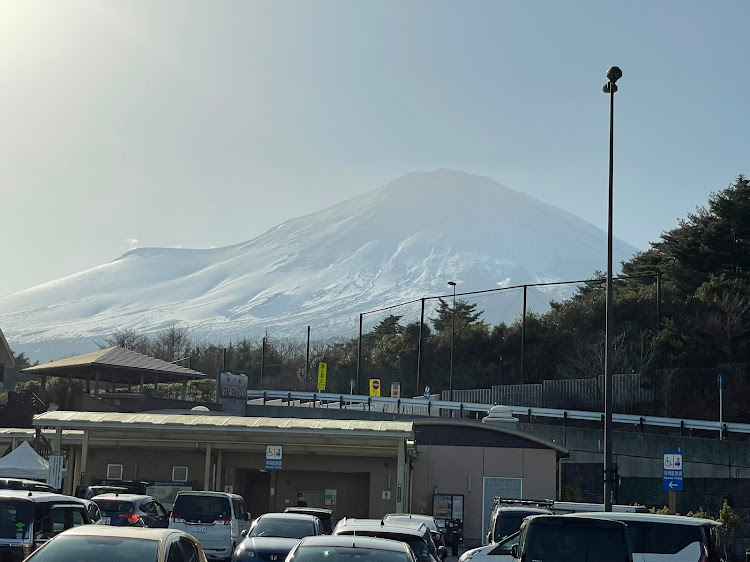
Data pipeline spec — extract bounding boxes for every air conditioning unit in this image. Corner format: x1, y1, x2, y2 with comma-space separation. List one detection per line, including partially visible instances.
106, 464, 124, 480
172, 466, 188, 482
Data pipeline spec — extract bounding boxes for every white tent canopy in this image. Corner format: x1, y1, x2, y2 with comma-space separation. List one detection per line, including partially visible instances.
0, 441, 49, 480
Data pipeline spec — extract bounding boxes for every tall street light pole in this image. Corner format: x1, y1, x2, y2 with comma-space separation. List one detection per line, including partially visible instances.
448, 281, 457, 402
602, 65, 622, 512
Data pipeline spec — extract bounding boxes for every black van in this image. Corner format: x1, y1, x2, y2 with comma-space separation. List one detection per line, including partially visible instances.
512, 515, 633, 562
0, 491, 92, 561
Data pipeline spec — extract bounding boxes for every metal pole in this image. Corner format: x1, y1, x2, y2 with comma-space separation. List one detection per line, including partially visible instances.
603, 66, 621, 512
417, 298, 425, 396
260, 336, 266, 388
720, 386, 723, 440
449, 283, 456, 401
357, 314, 363, 395
521, 284, 527, 383
306, 326, 311, 391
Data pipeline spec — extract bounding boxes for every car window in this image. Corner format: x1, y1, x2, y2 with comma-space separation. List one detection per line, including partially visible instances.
0, 500, 34, 539
626, 521, 704, 554
251, 518, 316, 539
494, 512, 534, 542
524, 523, 629, 562
141, 501, 157, 515
490, 532, 519, 555
94, 500, 136, 514
154, 502, 167, 518
167, 542, 186, 562
172, 495, 231, 524
179, 538, 201, 562
36, 506, 88, 539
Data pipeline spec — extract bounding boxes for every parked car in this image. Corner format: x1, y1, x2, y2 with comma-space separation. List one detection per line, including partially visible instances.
22, 524, 208, 562
92, 493, 169, 528
75, 481, 149, 499
512, 514, 633, 562
287, 535, 419, 562
169, 491, 250, 561
459, 532, 519, 562
0, 490, 92, 560
486, 505, 552, 545
383, 513, 446, 552
233, 512, 324, 562
0, 478, 56, 493
284, 506, 335, 534
574, 512, 726, 562
333, 518, 445, 562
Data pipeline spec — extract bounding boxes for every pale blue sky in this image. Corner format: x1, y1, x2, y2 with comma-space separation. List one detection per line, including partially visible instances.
1, 0, 748, 295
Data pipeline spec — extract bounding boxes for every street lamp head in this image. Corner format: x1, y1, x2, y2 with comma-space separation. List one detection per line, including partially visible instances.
602, 82, 618, 94
447, 281, 456, 287
606, 66, 622, 83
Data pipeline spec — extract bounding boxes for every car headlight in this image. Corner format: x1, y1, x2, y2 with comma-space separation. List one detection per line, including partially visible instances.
235, 546, 255, 558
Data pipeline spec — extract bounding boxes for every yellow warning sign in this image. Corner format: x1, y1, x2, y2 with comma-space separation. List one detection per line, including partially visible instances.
369, 378, 381, 397
317, 363, 327, 391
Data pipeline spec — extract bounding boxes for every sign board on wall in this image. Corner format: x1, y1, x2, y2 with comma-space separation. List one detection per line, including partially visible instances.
48, 455, 63, 490
219, 372, 248, 400
266, 444, 283, 470
325, 489, 337, 506
433, 493, 464, 521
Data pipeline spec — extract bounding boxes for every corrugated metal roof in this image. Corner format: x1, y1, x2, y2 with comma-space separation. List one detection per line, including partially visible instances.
32, 411, 414, 436
22, 347, 207, 380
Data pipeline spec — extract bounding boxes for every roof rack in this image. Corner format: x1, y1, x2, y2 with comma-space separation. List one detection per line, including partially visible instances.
492, 497, 554, 510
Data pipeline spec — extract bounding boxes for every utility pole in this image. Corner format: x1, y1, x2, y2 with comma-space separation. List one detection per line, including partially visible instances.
260, 335, 266, 388
521, 284, 527, 383
357, 314, 363, 395
306, 326, 311, 391
417, 298, 425, 396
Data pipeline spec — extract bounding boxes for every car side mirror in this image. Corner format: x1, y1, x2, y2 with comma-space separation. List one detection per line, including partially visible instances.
241, 530, 248, 537
438, 546, 447, 560
510, 545, 519, 559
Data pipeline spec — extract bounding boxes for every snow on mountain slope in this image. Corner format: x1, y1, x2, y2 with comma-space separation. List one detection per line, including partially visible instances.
0, 170, 638, 361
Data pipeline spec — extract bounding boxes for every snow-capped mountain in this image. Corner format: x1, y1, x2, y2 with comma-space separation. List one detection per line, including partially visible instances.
0, 170, 638, 361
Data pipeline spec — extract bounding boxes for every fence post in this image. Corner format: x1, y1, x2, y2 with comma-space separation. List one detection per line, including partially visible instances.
287, 392, 291, 406
460, 403, 464, 418
263, 390, 267, 405
340, 395, 344, 409
368, 397, 371, 411
428, 401, 432, 416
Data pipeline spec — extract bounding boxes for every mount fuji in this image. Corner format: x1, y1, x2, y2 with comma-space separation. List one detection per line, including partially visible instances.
0, 170, 638, 361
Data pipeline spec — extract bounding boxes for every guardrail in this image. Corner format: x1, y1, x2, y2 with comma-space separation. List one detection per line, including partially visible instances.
247, 390, 745, 437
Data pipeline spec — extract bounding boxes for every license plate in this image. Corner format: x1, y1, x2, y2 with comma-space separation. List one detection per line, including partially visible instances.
192, 526, 207, 533
101, 517, 111, 525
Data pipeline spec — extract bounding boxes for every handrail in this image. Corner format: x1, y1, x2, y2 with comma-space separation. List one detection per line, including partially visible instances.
247, 390, 741, 435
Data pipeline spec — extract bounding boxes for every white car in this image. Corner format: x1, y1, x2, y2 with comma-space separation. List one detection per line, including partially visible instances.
459, 532, 519, 562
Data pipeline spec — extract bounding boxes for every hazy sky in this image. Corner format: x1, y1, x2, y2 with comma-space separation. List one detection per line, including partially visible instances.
1, 1, 748, 296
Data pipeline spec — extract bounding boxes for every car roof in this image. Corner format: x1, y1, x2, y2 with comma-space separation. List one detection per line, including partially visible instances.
383, 514, 438, 531
176, 491, 242, 499
55, 525, 186, 540
336, 518, 428, 535
92, 494, 153, 502
299, 535, 413, 552
496, 507, 551, 514
285, 507, 333, 515
527, 515, 627, 528
258, 513, 320, 522
0, 491, 87, 504
570, 512, 723, 527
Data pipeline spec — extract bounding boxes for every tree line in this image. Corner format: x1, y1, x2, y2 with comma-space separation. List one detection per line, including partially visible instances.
9, 176, 750, 422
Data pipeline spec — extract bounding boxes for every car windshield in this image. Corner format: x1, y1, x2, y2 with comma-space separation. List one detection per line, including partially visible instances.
0, 500, 34, 540
28, 535, 159, 562
292, 546, 412, 562
251, 518, 316, 539
93, 500, 135, 514
494, 513, 531, 542
172, 495, 231, 524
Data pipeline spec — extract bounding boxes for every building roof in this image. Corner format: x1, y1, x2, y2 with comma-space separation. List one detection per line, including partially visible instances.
411, 418, 569, 458
0, 327, 14, 368
22, 347, 207, 383
31, 411, 414, 458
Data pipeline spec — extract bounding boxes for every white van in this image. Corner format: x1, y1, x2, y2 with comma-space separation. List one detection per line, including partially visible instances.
552, 501, 650, 515
168, 491, 250, 561
574, 512, 725, 562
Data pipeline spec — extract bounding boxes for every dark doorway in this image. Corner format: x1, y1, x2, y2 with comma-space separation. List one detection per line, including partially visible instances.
236, 469, 270, 519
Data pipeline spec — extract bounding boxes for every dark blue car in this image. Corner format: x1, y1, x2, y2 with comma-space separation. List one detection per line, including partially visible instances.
233, 513, 324, 562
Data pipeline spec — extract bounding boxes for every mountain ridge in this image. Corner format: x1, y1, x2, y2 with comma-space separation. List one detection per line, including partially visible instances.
0, 169, 638, 361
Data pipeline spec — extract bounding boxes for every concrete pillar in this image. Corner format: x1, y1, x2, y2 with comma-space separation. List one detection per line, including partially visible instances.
41, 376, 47, 392
94, 369, 100, 396
80, 431, 89, 486
139, 373, 145, 394
11, 438, 17, 451
154, 375, 159, 394
181, 380, 188, 401
72, 446, 82, 494
53, 426, 62, 454
396, 440, 405, 513
204, 443, 212, 491
216, 450, 223, 491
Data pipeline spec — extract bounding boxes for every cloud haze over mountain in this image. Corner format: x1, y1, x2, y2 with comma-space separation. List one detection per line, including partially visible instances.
0, 170, 638, 361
